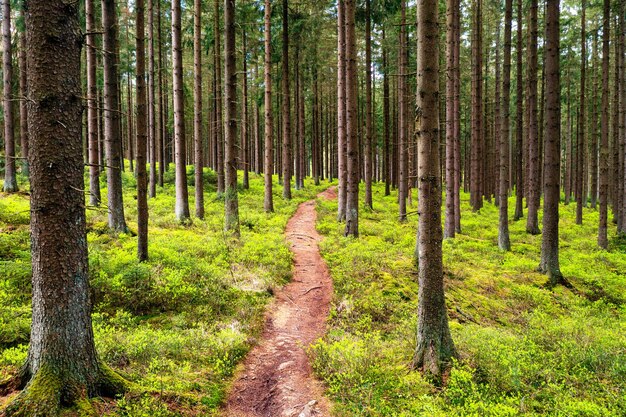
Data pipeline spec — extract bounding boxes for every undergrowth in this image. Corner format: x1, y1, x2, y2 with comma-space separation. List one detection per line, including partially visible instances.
0, 165, 327, 415
313, 183, 626, 416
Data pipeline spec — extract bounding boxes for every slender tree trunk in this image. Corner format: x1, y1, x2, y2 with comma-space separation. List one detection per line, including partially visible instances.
470, 0, 483, 211
364, 0, 373, 209
2, 0, 17, 192
337, 0, 347, 221
383, 29, 391, 197
102, 0, 128, 233
18, 26, 29, 177
514, 0, 524, 220
344, 0, 359, 236
525, 0, 540, 234
576, 1, 587, 225
224, 0, 240, 236
453, 4, 462, 232
194, 0, 204, 218
444, 0, 458, 238
214, 0, 225, 194
590, 34, 599, 209
298, 62, 306, 188
86, 0, 100, 206
499, 0, 513, 250
413, 0, 456, 379
540, 0, 564, 285
148, 0, 157, 198
620, 2, 626, 234
136, 0, 149, 261
263, 0, 274, 212
281, 0, 292, 199
598, 0, 610, 248
242, 29, 250, 190
3, 2, 128, 414
398, 0, 408, 221
157, 0, 164, 187
565, 67, 572, 205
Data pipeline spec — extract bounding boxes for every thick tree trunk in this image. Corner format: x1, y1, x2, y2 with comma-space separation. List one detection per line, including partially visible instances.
499, 0, 513, 251
263, 0, 274, 213
86, 0, 100, 206
525, 0, 540, 235
540, 0, 564, 285
102, 0, 128, 233
2, 0, 17, 192
172, 0, 191, 222
344, 0, 359, 237
620, 2, 626, 235
337, 0, 347, 221
3, 2, 127, 414
413, 0, 456, 380
136, 0, 149, 261
224, 0, 240, 236
194, 0, 204, 218
514, 0, 524, 221
598, 0, 610, 248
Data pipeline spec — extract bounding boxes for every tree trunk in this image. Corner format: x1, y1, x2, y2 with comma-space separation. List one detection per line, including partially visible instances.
444, 0, 458, 238
413, 0, 456, 379
598, 0, 610, 248
540, 0, 564, 285
514, 0, 524, 221
590, 34, 599, 209
157, 0, 165, 187
2, 0, 17, 192
148, 0, 157, 198
3, 2, 127, 414
263, 0, 274, 213
242, 28, 250, 190
499, 0, 513, 250
383, 29, 391, 197
136, 0, 149, 261
214, 0, 225, 194
337, 0, 347, 221
194, 0, 204, 218
86, 0, 100, 206
18, 23, 29, 178
102, 0, 128, 233
364, 0, 373, 209
281, 0, 292, 199
344, 0, 359, 237
172, 0, 191, 222
470, 0, 483, 211
398, 0, 408, 221
453, 4, 462, 232
525, 0, 540, 235
224, 0, 240, 236
576, 1, 586, 225
620, 1, 626, 235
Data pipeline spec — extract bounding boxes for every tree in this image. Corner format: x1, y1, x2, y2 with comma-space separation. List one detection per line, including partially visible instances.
470, 0, 483, 212
525, 0, 540, 235
444, 0, 459, 238
281, 0, 292, 200
514, 0, 524, 221
172, 0, 191, 223
540, 0, 564, 285
263, 0, 274, 213
364, 0, 373, 210
224, 0, 240, 236
2, 2, 127, 414
598, 0, 610, 248
337, 0, 347, 221
214, 0, 225, 194
102, 0, 129, 233
398, 0, 408, 221
344, 0, 359, 237
2, 0, 17, 193
136, 0, 149, 261
194, 0, 204, 219
148, 0, 157, 198
499, 0, 513, 251
413, 0, 456, 379
18, 12, 28, 178
576, 0, 586, 225
86, 0, 100, 206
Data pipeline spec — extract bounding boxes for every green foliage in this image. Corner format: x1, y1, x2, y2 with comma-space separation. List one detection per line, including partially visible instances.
313, 183, 626, 416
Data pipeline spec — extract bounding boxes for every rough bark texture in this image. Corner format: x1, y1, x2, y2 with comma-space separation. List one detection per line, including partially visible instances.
263, 0, 274, 213
514, 0, 524, 221
224, 0, 240, 237
413, 0, 456, 379
3, 2, 128, 414
194, 0, 204, 219
337, 0, 347, 221
525, 0, 540, 235
470, 0, 482, 211
242, 30, 250, 190
444, 0, 458, 238
18, 28, 28, 178
364, 0, 373, 209
398, 0, 408, 222
86, 0, 100, 206
621, 2, 626, 235
281, 0, 292, 200
598, 0, 610, 248
499, 0, 513, 251
576, 1, 586, 225
383, 29, 391, 197
136, 0, 149, 261
102, 0, 128, 233
156, 0, 164, 187
214, 0, 225, 194
344, 0, 359, 237
172, 0, 191, 223
2, 0, 17, 192
540, 0, 564, 285
148, 0, 157, 198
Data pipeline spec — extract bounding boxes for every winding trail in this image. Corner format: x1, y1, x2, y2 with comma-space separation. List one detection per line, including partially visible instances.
223, 188, 336, 417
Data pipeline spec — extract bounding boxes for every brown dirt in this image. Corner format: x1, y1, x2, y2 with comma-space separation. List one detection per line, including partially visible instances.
223, 188, 337, 417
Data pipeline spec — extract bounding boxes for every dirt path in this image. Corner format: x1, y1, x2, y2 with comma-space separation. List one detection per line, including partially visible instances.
223, 188, 336, 417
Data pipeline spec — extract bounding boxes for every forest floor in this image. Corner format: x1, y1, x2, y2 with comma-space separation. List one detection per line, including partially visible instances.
223, 188, 336, 417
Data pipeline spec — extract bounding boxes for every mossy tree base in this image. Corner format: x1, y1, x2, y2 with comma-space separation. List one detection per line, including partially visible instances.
1, 363, 129, 417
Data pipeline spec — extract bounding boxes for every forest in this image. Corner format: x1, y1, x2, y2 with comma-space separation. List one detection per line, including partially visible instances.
0, 0, 625, 415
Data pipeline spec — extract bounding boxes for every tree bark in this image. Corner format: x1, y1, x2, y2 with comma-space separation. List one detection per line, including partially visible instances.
383, 29, 391, 197
102, 0, 129, 233
525, 0, 540, 235
224, 0, 240, 237
470, 0, 483, 211
18, 23, 29, 178
263, 0, 274, 213
3, 2, 127, 414
337, 0, 347, 221
148, 0, 157, 198
364, 0, 373, 209
194, 0, 204, 218
2, 0, 17, 192
281, 0, 292, 200
214, 0, 225, 194
576, 0, 587, 225
540, 0, 564, 285
598, 0, 610, 248
136, 0, 149, 261
344, 0, 359, 237
157, 0, 165, 187
514, 0, 524, 221
398, 0, 408, 221
444, 0, 458, 238
499, 0, 513, 251
413, 0, 456, 379
242, 29, 250, 190
86, 0, 100, 206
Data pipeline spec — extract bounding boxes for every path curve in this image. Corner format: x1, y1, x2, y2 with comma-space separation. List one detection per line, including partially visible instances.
223, 188, 336, 417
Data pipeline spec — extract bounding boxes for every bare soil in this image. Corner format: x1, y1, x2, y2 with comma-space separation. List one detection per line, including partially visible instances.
223, 188, 337, 417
